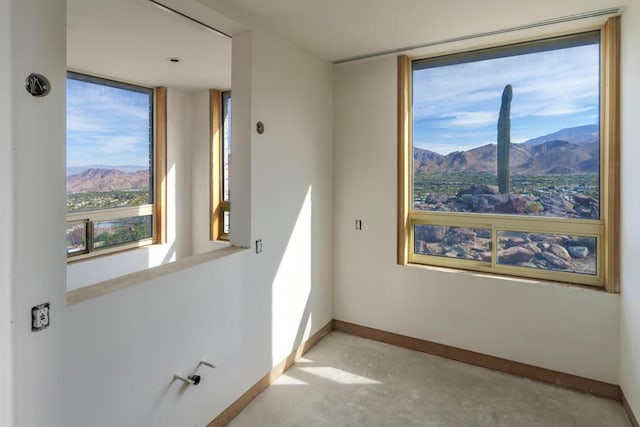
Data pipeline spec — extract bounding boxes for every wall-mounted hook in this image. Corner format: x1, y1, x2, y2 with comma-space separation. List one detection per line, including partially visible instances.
199, 360, 216, 369
173, 373, 201, 386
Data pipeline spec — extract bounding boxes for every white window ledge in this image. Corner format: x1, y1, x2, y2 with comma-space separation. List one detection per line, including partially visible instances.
67, 246, 246, 305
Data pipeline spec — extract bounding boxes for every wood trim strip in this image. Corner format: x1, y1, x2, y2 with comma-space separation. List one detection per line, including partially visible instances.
333, 320, 622, 401
397, 55, 411, 266
601, 16, 620, 293
154, 87, 167, 244
207, 321, 333, 427
624, 393, 640, 427
210, 89, 222, 241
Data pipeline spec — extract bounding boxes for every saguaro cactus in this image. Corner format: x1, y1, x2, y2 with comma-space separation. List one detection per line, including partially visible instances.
497, 84, 512, 194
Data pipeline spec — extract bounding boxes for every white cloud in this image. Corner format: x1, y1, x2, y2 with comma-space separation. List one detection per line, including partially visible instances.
412, 43, 599, 124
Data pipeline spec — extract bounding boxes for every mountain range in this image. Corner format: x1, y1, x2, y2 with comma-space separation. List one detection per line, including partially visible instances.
523, 124, 598, 146
67, 168, 150, 193
66, 164, 148, 177
414, 125, 599, 175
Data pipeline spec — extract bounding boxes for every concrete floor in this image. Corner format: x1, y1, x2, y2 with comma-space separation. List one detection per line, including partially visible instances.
230, 331, 630, 427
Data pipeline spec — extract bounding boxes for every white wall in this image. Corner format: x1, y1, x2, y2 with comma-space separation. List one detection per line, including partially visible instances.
333, 40, 620, 383
619, 0, 640, 418
7, 1, 68, 426
249, 29, 334, 363
6, 1, 334, 425
1, 1, 14, 425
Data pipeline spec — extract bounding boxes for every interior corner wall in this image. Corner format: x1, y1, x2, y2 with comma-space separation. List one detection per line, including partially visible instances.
333, 55, 619, 384
248, 28, 334, 364
58, 28, 333, 427
6, 2, 333, 425
619, 0, 640, 416
1, 1, 14, 425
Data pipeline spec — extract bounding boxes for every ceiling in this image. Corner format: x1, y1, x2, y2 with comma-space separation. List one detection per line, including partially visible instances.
67, 0, 626, 89
67, 0, 231, 90
202, 0, 626, 63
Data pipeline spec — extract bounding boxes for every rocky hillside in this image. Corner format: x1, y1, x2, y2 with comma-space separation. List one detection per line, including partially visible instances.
414, 124, 600, 175
414, 140, 599, 175
66, 168, 150, 193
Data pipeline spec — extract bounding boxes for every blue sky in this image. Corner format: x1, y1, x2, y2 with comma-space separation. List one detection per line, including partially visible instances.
66, 78, 151, 167
413, 43, 599, 154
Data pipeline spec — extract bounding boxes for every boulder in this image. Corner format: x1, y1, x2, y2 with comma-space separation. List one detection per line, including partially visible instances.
568, 246, 589, 258
574, 193, 597, 206
495, 195, 531, 214
549, 244, 571, 261
498, 246, 535, 264
416, 225, 448, 243
444, 229, 477, 244
541, 252, 571, 269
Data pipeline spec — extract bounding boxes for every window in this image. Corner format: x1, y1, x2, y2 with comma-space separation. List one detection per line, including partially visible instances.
66, 72, 166, 259
398, 18, 619, 291
210, 89, 231, 241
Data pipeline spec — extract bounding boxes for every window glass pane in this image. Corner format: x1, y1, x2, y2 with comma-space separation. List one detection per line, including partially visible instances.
93, 215, 152, 249
414, 224, 492, 262
66, 222, 88, 255
412, 33, 600, 220
66, 73, 153, 212
222, 91, 231, 202
497, 231, 596, 275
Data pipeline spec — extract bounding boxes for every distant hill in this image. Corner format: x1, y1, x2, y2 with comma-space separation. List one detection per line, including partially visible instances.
66, 165, 148, 177
67, 168, 150, 193
414, 125, 600, 176
523, 124, 598, 146
414, 140, 599, 175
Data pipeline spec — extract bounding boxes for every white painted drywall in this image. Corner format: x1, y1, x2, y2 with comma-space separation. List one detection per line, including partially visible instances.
5, 2, 334, 425
0, 2, 14, 425
333, 31, 620, 383
8, 1, 68, 426
620, 0, 640, 418
249, 28, 334, 364
229, 31, 253, 248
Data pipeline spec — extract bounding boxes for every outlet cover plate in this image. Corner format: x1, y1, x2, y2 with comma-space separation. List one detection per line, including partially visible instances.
32, 303, 50, 331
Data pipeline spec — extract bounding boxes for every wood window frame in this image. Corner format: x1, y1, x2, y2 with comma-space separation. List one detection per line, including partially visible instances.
66, 75, 167, 261
210, 89, 230, 241
397, 17, 620, 292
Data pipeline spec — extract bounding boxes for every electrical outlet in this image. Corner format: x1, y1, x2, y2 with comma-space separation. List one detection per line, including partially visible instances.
256, 239, 263, 254
31, 303, 50, 331
355, 219, 362, 230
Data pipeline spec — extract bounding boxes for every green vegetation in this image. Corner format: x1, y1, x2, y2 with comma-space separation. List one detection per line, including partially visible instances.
93, 216, 152, 249
497, 84, 512, 194
67, 189, 150, 212
413, 172, 599, 202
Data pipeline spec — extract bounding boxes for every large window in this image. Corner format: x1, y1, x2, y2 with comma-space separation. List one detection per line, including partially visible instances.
398, 18, 619, 290
210, 89, 231, 241
66, 72, 166, 259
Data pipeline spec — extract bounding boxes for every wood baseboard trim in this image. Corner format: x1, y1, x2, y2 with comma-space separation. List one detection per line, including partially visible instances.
207, 321, 333, 427
624, 392, 640, 427
333, 320, 622, 401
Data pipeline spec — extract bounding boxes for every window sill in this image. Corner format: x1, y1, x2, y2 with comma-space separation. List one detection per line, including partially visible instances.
67, 246, 246, 305
401, 261, 610, 293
